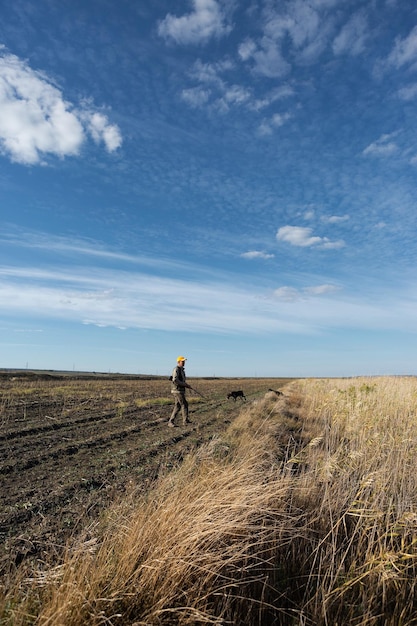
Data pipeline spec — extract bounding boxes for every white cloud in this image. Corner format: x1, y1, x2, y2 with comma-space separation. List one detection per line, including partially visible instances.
184, 59, 242, 111
214, 84, 253, 112
247, 38, 291, 78
319, 240, 346, 250
264, 3, 321, 51
182, 58, 294, 114
259, 112, 292, 135
158, 0, 231, 45
1, 232, 416, 337
277, 225, 321, 247
387, 25, 417, 69
0, 265, 306, 334
274, 283, 340, 301
0, 53, 83, 164
0, 230, 196, 273
277, 225, 345, 249
222, 84, 251, 105
242, 0, 338, 77
181, 86, 211, 107
238, 38, 257, 62
254, 85, 295, 108
273, 286, 302, 302
304, 284, 340, 296
398, 82, 417, 101
321, 214, 350, 223
0, 51, 122, 165
86, 112, 122, 152
332, 11, 368, 56
190, 58, 233, 84
241, 250, 274, 260
238, 2, 375, 80
363, 133, 399, 157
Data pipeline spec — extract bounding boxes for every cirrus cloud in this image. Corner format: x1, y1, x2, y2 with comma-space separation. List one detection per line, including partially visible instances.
274, 283, 341, 302
386, 24, 417, 69
333, 11, 368, 56
362, 133, 399, 157
241, 250, 275, 260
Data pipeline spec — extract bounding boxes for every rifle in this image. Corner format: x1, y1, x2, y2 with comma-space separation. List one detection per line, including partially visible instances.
188, 385, 206, 399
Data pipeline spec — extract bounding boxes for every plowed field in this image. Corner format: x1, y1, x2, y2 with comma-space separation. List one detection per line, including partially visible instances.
0, 372, 292, 576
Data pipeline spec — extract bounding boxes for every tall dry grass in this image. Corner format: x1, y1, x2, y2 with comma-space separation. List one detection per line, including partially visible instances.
2, 377, 417, 625
286, 376, 417, 625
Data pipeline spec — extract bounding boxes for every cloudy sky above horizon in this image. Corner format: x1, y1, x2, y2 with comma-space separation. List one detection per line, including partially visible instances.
1, 0, 416, 377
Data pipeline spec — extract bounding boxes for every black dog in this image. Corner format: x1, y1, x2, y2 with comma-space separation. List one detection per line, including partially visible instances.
227, 390, 246, 401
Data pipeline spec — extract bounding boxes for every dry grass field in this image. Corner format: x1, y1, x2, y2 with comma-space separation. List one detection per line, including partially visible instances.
2, 374, 417, 625
0, 372, 290, 577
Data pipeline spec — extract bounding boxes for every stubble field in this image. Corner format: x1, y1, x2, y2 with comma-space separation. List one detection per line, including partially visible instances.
0, 371, 292, 577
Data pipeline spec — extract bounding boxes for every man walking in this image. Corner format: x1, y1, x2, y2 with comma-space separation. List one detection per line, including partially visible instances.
168, 356, 192, 427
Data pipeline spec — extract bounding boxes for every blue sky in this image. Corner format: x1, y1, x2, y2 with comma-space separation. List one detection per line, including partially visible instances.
1, 0, 417, 377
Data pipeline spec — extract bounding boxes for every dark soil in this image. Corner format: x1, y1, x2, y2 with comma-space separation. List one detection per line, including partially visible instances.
0, 373, 292, 577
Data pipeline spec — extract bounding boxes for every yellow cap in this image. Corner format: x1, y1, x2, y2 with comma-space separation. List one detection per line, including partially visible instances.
177, 356, 187, 362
